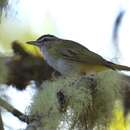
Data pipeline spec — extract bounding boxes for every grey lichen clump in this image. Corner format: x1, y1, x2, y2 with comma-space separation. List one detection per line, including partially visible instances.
30, 70, 121, 130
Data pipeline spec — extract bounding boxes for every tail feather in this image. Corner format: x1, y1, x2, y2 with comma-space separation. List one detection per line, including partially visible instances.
112, 64, 130, 71
106, 61, 130, 71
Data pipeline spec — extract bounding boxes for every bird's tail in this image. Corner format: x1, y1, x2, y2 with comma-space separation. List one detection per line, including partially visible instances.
110, 63, 130, 71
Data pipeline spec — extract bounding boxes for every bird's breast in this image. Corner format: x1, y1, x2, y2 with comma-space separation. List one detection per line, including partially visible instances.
40, 46, 71, 74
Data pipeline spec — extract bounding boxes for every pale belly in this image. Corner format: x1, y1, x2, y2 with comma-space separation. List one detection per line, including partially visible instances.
41, 47, 76, 74
47, 57, 77, 74
46, 56, 109, 75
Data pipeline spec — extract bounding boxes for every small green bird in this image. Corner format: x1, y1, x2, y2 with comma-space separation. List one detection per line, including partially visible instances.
27, 34, 130, 75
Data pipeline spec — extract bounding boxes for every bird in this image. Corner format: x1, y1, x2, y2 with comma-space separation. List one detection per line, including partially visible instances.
26, 34, 130, 75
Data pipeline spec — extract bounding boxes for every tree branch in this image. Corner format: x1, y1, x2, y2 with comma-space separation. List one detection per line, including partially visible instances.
0, 97, 30, 124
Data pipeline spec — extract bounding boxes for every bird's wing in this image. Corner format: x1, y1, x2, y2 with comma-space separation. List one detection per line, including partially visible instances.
58, 40, 114, 67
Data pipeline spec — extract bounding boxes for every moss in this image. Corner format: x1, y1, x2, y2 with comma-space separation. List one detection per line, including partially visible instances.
31, 70, 121, 130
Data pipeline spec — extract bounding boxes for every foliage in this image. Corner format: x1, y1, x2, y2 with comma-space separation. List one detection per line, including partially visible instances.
0, 20, 35, 53
108, 102, 126, 130
0, 0, 8, 19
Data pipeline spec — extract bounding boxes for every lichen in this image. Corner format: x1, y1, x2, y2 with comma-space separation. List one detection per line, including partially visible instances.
30, 70, 121, 130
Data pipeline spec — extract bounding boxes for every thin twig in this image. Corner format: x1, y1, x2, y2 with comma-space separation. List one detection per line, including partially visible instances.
0, 97, 30, 124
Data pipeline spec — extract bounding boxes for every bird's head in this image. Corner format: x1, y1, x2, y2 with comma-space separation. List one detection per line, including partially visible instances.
26, 34, 59, 47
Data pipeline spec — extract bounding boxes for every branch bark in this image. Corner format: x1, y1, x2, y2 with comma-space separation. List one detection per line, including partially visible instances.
0, 97, 30, 124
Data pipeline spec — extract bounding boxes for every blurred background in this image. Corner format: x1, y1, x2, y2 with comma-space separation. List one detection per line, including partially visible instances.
0, 0, 130, 130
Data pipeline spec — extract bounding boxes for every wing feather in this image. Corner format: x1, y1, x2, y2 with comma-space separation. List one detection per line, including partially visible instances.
59, 40, 107, 65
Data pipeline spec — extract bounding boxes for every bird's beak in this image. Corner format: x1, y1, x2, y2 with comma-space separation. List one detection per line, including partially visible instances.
26, 40, 38, 46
